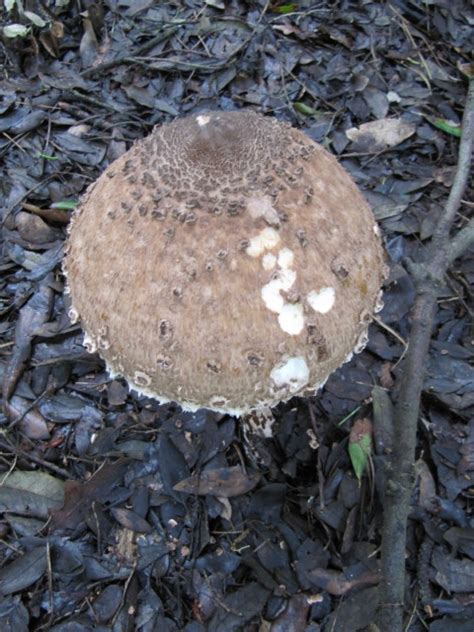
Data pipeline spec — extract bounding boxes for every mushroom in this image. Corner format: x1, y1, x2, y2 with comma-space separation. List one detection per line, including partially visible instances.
64, 111, 386, 416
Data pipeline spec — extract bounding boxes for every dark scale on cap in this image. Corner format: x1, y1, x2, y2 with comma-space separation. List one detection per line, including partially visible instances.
303, 187, 314, 204
151, 209, 167, 220
159, 319, 174, 342
206, 361, 222, 374
122, 160, 133, 174
141, 172, 156, 188
185, 199, 201, 209
331, 257, 350, 280
296, 229, 308, 247
185, 212, 197, 224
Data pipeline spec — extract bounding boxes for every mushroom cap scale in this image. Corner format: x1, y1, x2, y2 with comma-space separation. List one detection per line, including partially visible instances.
65, 110, 386, 415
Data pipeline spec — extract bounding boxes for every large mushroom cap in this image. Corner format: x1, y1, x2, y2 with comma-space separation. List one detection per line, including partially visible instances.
65, 111, 386, 415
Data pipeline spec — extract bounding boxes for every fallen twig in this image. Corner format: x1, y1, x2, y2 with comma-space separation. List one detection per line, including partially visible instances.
375, 76, 474, 632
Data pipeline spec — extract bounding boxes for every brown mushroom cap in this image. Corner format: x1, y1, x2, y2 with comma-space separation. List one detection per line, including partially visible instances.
64, 111, 386, 415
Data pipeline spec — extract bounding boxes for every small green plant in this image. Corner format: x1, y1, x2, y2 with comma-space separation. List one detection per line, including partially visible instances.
348, 418, 373, 482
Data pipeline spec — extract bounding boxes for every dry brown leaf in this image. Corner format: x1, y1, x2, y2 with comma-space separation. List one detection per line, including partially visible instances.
346, 118, 416, 152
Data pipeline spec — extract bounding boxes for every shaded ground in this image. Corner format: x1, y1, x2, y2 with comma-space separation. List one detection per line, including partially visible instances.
0, 1, 473, 631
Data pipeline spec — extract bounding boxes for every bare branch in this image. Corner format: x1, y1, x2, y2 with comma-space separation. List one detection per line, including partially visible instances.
376, 77, 474, 632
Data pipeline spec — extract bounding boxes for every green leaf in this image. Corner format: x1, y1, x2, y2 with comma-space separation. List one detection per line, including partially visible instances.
274, 3, 297, 13
432, 118, 461, 138
5, 0, 17, 11
3, 24, 30, 38
349, 434, 371, 482
50, 199, 78, 210
294, 102, 317, 116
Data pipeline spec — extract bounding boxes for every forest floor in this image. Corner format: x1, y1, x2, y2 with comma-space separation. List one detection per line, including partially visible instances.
0, 1, 472, 631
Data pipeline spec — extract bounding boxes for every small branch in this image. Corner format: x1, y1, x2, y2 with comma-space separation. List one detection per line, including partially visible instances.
81, 25, 181, 78
448, 217, 474, 265
431, 77, 474, 253
376, 77, 474, 632
0, 438, 71, 479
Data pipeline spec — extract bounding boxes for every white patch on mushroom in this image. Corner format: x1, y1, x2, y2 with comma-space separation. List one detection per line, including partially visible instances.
374, 289, 384, 313
262, 253, 277, 271
68, 306, 79, 324
278, 303, 305, 335
83, 332, 97, 353
343, 350, 354, 365
259, 249, 305, 335
261, 268, 297, 314
307, 287, 336, 314
270, 356, 310, 394
277, 247, 294, 269
246, 227, 281, 258
247, 196, 281, 227
261, 279, 285, 313
277, 267, 297, 291
354, 329, 369, 354
196, 115, 210, 126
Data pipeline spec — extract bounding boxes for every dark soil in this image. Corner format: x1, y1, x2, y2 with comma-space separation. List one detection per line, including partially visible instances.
0, 1, 473, 631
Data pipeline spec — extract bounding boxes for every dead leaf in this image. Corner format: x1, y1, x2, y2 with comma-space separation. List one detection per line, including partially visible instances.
270, 593, 309, 631
2, 280, 53, 402
0, 546, 47, 595
303, 566, 380, 596
111, 508, 152, 534
0, 470, 64, 519
4, 396, 50, 440
415, 460, 437, 512
174, 466, 260, 497
80, 17, 98, 68
346, 118, 416, 152
49, 459, 130, 533
432, 547, 474, 593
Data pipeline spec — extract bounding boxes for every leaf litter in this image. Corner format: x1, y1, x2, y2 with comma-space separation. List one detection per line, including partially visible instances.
0, 1, 473, 630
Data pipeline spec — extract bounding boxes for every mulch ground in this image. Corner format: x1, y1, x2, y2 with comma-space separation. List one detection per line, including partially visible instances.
0, 1, 473, 631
